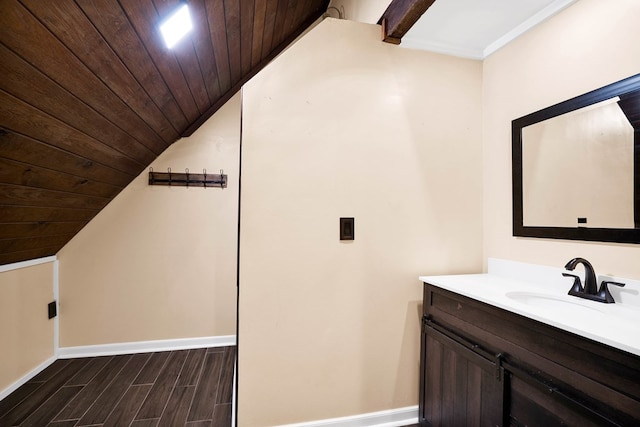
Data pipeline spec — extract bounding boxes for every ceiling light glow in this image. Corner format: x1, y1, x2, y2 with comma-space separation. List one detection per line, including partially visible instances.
159, 4, 192, 49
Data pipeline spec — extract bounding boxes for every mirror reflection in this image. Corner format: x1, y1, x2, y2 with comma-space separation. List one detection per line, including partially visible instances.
522, 98, 634, 228
512, 73, 640, 244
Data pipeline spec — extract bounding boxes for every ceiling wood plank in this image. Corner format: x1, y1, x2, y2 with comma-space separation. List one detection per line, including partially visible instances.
379, 0, 436, 44
153, 0, 212, 113
0, 158, 122, 199
119, 0, 201, 124
0, 0, 170, 152
224, 0, 243, 87
0, 206, 99, 223
0, 222, 87, 240
240, 0, 255, 76
189, 0, 222, 103
260, 0, 279, 59
0, 133, 132, 188
182, 1, 327, 136
0, 91, 144, 176
269, 0, 289, 53
206, 0, 232, 94
0, 184, 110, 210
0, 234, 76, 253
20, 0, 178, 145
0, 44, 158, 167
0, 248, 60, 266
77, 0, 189, 133
250, 0, 267, 68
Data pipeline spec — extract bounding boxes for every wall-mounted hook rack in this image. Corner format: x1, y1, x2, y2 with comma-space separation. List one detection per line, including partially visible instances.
148, 167, 227, 188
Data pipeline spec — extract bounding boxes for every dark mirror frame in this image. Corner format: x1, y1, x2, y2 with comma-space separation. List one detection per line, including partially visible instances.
512, 73, 640, 244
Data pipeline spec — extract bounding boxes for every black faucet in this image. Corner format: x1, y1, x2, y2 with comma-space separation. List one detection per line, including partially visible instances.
562, 257, 626, 303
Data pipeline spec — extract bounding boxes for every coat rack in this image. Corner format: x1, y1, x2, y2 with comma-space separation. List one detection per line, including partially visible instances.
148, 168, 227, 188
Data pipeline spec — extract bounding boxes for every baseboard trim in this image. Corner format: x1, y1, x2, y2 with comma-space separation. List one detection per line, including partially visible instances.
58, 335, 236, 359
276, 406, 418, 427
0, 356, 57, 402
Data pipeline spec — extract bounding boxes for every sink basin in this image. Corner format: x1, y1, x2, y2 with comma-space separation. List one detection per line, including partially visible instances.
505, 291, 605, 313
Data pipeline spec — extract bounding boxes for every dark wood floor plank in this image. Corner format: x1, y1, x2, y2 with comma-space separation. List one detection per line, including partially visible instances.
131, 418, 159, 427
0, 347, 234, 427
212, 403, 232, 427
177, 348, 207, 387
187, 352, 224, 421
21, 386, 83, 427
0, 359, 89, 426
77, 353, 151, 425
133, 352, 171, 385
135, 350, 189, 419
0, 132, 132, 188
157, 386, 195, 426
216, 347, 236, 404
206, 347, 225, 354
103, 384, 152, 427
65, 356, 113, 387
28, 360, 72, 384
47, 420, 80, 427
0, 382, 41, 419
54, 355, 132, 421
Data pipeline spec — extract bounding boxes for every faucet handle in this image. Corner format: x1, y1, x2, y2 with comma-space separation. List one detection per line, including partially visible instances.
562, 273, 583, 294
598, 281, 626, 304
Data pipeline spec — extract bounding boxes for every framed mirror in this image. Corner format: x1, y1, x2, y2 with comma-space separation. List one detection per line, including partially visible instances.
512, 73, 640, 244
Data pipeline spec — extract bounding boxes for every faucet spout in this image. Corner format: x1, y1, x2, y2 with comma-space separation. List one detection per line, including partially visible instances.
564, 257, 598, 295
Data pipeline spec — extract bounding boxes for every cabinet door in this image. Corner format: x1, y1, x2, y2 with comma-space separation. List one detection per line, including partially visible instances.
421, 320, 505, 427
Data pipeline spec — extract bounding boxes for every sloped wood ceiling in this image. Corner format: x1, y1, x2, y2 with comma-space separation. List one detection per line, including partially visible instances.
0, 0, 329, 265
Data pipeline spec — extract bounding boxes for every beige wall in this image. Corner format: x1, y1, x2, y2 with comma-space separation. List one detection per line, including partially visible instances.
483, 0, 640, 279
239, 18, 483, 426
328, 0, 388, 23
57, 94, 240, 347
0, 262, 54, 393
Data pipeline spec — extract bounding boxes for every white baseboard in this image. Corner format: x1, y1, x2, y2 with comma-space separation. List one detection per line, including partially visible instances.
0, 356, 57, 402
276, 406, 418, 427
58, 335, 236, 359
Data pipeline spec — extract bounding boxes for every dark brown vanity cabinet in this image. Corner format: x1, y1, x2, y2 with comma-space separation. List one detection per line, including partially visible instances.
419, 282, 640, 427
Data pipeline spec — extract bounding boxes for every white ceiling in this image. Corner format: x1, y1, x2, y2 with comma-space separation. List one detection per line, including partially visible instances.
400, 0, 578, 59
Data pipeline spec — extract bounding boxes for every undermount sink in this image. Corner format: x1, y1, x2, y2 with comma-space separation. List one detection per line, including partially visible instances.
505, 291, 605, 313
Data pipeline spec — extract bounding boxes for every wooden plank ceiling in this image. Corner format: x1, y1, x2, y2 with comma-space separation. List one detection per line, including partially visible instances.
0, 0, 329, 265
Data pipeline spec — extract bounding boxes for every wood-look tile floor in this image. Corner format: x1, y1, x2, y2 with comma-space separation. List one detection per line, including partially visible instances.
0, 346, 235, 427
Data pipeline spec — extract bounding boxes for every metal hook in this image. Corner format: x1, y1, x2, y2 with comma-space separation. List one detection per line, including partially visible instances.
168, 167, 172, 185
185, 168, 189, 187
203, 168, 207, 188
149, 167, 154, 185
220, 169, 225, 188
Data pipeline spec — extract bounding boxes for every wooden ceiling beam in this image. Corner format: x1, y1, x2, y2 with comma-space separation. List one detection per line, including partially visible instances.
379, 0, 436, 45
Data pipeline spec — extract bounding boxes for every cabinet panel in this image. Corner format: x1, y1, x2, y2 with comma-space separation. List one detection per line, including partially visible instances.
421, 321, 505, 427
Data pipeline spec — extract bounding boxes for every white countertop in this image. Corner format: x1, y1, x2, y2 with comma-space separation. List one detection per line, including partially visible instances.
419, 271, 640, 357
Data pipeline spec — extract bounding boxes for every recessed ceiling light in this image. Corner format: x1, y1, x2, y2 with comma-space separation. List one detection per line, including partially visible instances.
159, 4, 193, 49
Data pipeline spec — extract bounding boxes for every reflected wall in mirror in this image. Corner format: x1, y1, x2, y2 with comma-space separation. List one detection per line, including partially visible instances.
513, 73, 640, 244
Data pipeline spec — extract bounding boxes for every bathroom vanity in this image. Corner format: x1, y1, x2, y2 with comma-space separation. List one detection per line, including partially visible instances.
418, 266, 640, 426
